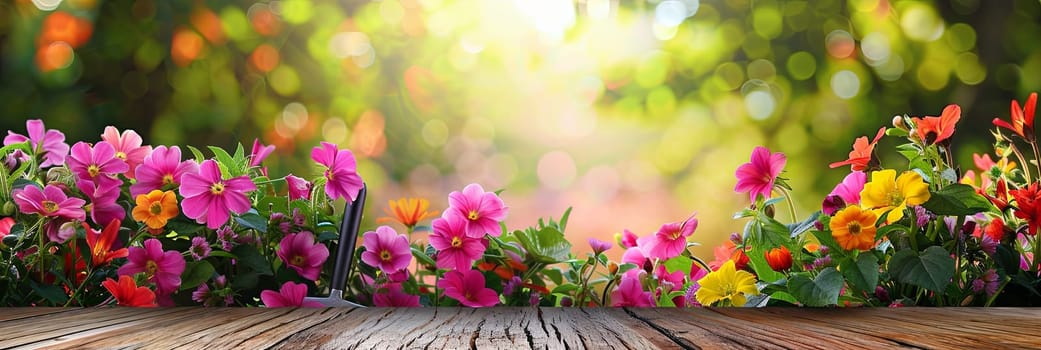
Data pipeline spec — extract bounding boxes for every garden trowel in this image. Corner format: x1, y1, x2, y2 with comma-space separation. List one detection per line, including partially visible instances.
304, 184, 367, 307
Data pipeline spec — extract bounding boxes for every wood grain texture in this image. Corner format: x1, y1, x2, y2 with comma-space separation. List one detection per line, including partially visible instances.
1, 307, 1039, 349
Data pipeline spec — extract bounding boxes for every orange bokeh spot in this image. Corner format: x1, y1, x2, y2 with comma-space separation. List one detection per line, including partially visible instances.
35, 41, 74, 72
190, 7, 225, 44
250, 8, 281, 37
349, 110, 387, 158
171, 27, 205, 67
250, 44, 280, 73
39, 11, 93, 49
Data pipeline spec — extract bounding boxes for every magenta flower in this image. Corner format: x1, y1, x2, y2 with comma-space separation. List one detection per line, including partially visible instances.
621, 246, 649, 266
276, 232, 330, 281
429, 214, 486, 270
101, 126, 152, 179
250, 138, 275, 167
437, 269, 499, 307
190, 236, 211, 261
446, 183, 508, 238
131, 146, 200, 197
261, 281, 323, 308
373, 283, 420, 307
285, 174, 312, 201
637, 213, 698, 260
67, 141, 129, 182
734, 146, 787, 203
588, 238, 613, 255
310, 142, 363, 202
4, 119, 69, 168
620, 229, 639, 249
77, 178, 125, 227
44, 219, 76, 244
12, 184, 86, 221
361, 226, 411, 273
829, 171, 866, 206
118, 239, 186, 295
179, 160, 256, 229
611, 271, 654, 307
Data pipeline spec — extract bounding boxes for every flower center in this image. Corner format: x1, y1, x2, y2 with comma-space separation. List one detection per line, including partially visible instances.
41, 200, 59, 213
291, 255, 305, 266
149, 201, 163, 215
210, 182, 225, 195
669, 230, 683, 240
115, 151, 127, 160
145, 260, 158, 275
847, 221, 862, 235
88, 164, 101, 178
162, 174, 175, 186
467, 210, 479, 221
324, 169, 333, 181
451, 236, 463, 248
380, 250, 392, 262
888, 191, 904, 206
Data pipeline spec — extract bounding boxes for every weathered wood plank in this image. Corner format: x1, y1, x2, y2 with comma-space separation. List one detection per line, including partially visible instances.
0, 307, 190, 349
541, 308, 670, 350
0, 308, 76, 323
10, 308, 200, 350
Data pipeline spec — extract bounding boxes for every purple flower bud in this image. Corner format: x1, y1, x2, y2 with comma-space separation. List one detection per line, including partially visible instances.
821, 195, 846, 216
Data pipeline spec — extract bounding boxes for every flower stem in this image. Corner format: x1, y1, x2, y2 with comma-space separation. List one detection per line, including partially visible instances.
1009, 141, 1032, 184
777, 187, 798, 223
1031, 140, 1041, 184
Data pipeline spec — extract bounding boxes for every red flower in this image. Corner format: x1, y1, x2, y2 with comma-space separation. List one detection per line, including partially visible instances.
102, 275, 157, 307
830, 127, 886, 171
1011, 183, 1041, 236
983, 179, 1011, 212
993, 92, 1037, 141
731, 247, 750, 271
764, 246, 793, 272
913, 104, 961, 145
84, 219, 129, 268
984, 217, 1005, 242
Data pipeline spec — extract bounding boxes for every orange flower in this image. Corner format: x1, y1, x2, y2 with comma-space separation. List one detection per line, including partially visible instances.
132, 190, 179, 230
829, 127, 886, 171
84, 219, 129, 268
993, 92, 1037, 141
101, 275, 157, 307
378, 198, 439, 229
913, 104, 961, 145
764, 246, 793, 272
830, 206, 878, 251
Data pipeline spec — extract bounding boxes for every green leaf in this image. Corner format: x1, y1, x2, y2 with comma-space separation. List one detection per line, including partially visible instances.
888, 246, 955, 292
316, 230, 339, 242
411, 246, 436, 267
788, 268, 843, 307
515, 227, 572, 264
165, 220, 205, 235
209, 146, 236, 169
231, 245, 273, 276
810, 230, 847, 259
186, 145, 207, 163
234, 211, 268, 233
207, 251, 237, 259
786, 211, 821, 238
551, 283, 580, 294
756, 213, 791, 247
663, 256, 693, 276
179, 260, 216, 291
921, 184, 991, 216
840, 253, 879, 294
558, 207, 572, 232
11, 178, 37, 191
542, 268, 565, 285
30, 280, 69, 305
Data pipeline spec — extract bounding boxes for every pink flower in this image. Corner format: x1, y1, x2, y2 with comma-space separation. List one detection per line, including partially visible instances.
67, 141, 129, 182
621, 246, 648, 266
117, 239, 186, 295
437, 269, 499, 307
611, 271, 654, 307
0, 217, 14, 242
361, 226, 411, 273
285, 174, 312, 201
76, 179, 125, 227
446, 183, 508, 238
373, 283, 420, 307
101, 126, 152, 179
179, 160, 256, 229
829, 171, 866, 206
620, 229, 638, 249
429, 214, 486, 270
4, 119, 69, 168
310, 142, 363, 202
261, 281, 323, 308
250, 138, 275, 167
276, 232, 330, 281
637, 213, 697, 260
12, 184, 86, 221
734, 146, 787, 203
131, 146, 200, 197
190, 236, 211, 261
588, 238, 613, 255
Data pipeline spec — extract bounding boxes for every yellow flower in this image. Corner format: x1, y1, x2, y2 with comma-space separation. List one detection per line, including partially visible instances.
132, 190, 179, 229
377, 198, 439, 229
695, 260, 759, 307
860, 169, 930, 224
829, 205, 878, 251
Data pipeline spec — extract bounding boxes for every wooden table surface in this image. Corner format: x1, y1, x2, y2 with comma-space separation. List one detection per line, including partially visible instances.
1, 307, 1040, 349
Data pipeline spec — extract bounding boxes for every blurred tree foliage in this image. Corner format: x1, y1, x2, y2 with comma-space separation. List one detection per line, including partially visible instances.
1, 0, 1040, 241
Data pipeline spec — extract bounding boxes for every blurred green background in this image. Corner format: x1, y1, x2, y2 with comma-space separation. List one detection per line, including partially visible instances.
2, 0, 1040, 259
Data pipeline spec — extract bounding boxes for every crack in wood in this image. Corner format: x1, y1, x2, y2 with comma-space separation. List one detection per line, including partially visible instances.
623, 308, 699, 350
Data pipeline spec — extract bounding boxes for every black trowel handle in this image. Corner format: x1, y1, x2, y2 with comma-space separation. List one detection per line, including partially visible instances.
331, 184, 366, 292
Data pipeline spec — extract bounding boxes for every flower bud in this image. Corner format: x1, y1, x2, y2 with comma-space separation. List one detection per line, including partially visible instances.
1, 201, 15, 216
559, 296, 573, 307
892, 115, 908, 130
608, 262, 619, 275
764, 246, 793, 272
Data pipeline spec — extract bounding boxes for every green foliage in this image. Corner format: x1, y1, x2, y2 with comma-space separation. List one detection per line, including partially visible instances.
921, 184, 991, 216
788, 268, 842, 307
888, 246, 956, 293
